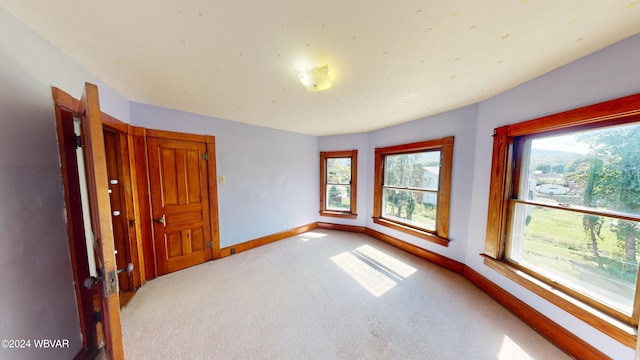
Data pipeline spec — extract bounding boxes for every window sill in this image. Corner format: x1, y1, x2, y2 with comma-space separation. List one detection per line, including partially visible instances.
373, 218, 449, 247
319, 211, 357, 219
481, 254, 636, 348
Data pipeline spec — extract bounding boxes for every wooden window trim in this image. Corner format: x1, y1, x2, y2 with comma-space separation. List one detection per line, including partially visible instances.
319, 150, 358, 219
482, 256, 637, 348
483, 92, 640, 347
373, 137, 454, 246
372, 218, 449, 246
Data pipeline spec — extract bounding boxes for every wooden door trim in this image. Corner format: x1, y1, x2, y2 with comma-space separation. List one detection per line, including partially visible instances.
52, 87, 78, 113
102, 112, 129, 133
52, 87, 128, 133
205, 135, 221, 259
132, 127, 158, 279
125, 125, 146, 286
52, 88, 98, 355
145, 128, 209, 143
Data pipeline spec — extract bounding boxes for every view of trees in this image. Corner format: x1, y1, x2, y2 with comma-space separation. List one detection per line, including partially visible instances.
524, 124, 640, 309
326, 158, 351, 210
383, 151, 440, 229
574, 126, 640, 273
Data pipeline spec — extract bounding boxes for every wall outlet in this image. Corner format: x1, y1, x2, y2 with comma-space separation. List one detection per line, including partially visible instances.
230, 248, 236, 255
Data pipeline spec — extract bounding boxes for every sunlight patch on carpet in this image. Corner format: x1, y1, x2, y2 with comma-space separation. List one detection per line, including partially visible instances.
331, 246, 416, 297
299, 231, 328, 241
498, 335, 534, 360
331, 251, 397, 297
353, 244, 417, 279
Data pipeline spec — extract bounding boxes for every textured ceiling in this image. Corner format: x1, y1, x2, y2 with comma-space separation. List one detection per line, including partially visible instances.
2, 1, 640, 135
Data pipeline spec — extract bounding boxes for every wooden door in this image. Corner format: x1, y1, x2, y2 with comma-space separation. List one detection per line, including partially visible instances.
54, 99, 99, 357
78, 83, 125, 359
103, 129, 133, 293
147, 136, 214, 275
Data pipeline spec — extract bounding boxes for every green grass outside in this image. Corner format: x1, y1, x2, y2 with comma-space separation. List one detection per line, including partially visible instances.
383, 196, 638, 311
526, 206, 622, 262
520, 205, 638, 311
383, 202, 436, 230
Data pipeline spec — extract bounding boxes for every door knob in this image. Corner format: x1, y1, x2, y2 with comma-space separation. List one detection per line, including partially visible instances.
156, 215, 165, 225
118, 263, 134, 274
84, 275, 101, 289
84, 263, 133, 290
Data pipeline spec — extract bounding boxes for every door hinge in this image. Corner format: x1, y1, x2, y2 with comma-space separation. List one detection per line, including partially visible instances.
207, 241, 212, 248
128, 219, 135, 227
202, 153, 208, 161
74, 135, 82, 149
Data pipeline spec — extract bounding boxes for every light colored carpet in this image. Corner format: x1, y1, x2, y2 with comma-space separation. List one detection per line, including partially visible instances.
121, 230, 571, 359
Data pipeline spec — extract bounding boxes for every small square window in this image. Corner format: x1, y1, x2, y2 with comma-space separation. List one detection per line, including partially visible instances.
320, 150, 357, 218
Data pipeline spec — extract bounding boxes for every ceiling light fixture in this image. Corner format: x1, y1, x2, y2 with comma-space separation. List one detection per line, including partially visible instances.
297, 65, 332, 91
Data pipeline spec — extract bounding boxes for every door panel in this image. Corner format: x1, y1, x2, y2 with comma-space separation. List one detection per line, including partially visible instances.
78, 83, 124, 359
147, 137, 213, 275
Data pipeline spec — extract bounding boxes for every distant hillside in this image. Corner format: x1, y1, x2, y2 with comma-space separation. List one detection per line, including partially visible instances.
530, 148, 585, 173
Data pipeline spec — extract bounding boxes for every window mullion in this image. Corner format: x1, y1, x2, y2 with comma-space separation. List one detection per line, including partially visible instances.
511, 198, 640, 223
384, 184, 436, 192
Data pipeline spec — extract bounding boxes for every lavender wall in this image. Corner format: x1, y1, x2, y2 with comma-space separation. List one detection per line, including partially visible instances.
0, 6, 130, 360
317, 34, 640, 359
366, 105, 478, 263
464, 33, 640, 360
319, 105, 478, 263
318, 133, 369, 227
1, 2, 640, 358
130, 104, 318, 247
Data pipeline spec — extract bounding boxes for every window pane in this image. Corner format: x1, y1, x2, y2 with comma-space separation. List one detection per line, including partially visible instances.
522, 123, 640, 218
384, 151, 440, 190
508, 203, 639, 315
515, 122, 640, 316
382, 188, 436, 231
327, 158, 351, 184
326, 185, 351, 211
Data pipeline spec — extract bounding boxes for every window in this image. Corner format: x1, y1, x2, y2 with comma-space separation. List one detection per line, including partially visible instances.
373, 137, 454, 246
319, 150, 357, 218
484, 93, 640, 346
